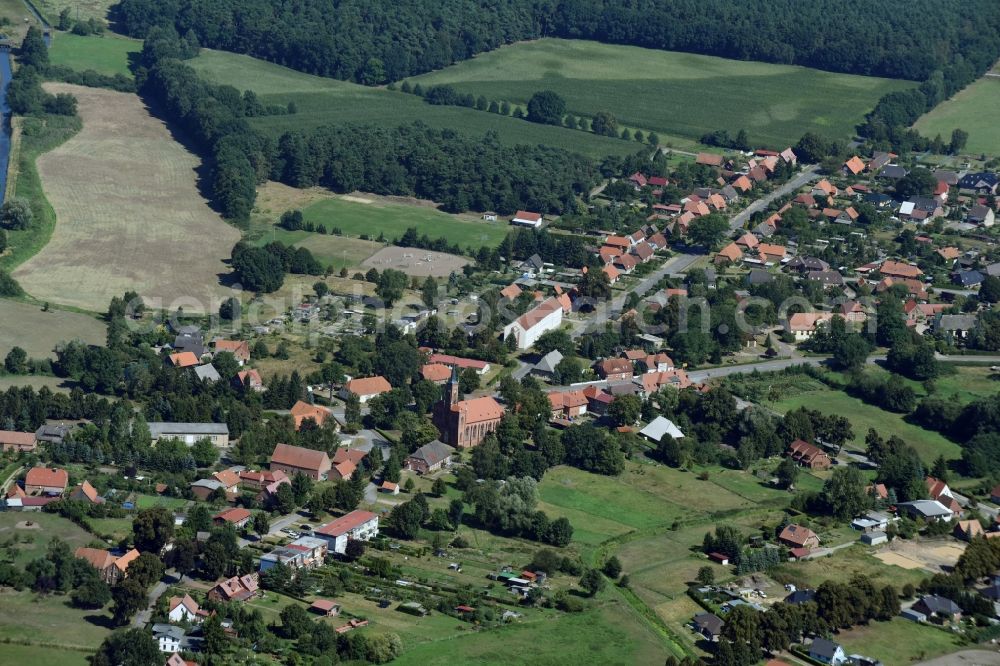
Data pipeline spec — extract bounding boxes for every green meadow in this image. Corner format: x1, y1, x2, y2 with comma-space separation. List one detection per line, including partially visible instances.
49, 33, 140, 78
408, 38, 916, 148
914, 75, 1000, 156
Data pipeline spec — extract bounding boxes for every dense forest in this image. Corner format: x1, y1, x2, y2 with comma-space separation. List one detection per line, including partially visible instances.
117, 0, 1000, 83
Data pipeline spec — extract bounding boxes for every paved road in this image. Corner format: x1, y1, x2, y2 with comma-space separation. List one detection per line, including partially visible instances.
729, 165, 820, 231
132, 572, 176, 628
577, 252, 701, 337
237, 511, 305, 548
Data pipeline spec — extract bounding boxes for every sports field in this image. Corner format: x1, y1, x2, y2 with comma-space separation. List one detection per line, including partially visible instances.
13, 84, 241, 313
189, 49, 638, 160
914, 74, 1000, 156
49, 33, 139, 78
408, 39, 916, 148
0, 298, 104, 358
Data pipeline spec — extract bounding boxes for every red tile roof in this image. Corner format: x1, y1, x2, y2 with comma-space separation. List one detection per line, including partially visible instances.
214, 507, 252, 524
290, 400, 333, 429
169, 352, 200, 368
25, 467, 68, 490
344, 376, 392, 397
270, 443, 331, 473
316, 510, 378, 537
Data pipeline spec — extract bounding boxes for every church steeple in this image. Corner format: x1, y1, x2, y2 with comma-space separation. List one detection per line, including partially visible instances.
446, 364, 460, 407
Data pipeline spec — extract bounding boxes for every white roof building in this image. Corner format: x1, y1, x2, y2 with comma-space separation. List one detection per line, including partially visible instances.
639, 416, 685, 442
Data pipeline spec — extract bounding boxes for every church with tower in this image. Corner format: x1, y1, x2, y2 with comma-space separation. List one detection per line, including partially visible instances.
432, 367, 505, 448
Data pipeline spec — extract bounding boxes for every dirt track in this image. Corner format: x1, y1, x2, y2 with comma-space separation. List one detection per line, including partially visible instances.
13, 84, 240, 313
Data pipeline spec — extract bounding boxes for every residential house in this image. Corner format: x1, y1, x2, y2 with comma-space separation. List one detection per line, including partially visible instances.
786, 312, 834, 341
168, 352, 200, 369
208, 574, 260, 602
340, 376, 392, 403
214, 507, 252, 529
842, 156, 865, 176
836, 207, 859, 224
614, 253, 639, 274
954, 520, 986, 542
787, 256, 830, 273
714, 243, 743, 266
502, 297, 563, 350
168, 594, 203, 623
500, 283, 522, 300
24, 467, 68, 495
807, 271, 845, 288
810, 638, 847, 666
0, 430, 37, 453
696, 153, 724, 167
913, 595, 962, 622
778, 524, 820, 550
213, 339, 250, 365
235, 369, 265, 392
879, 260, 923, 280
270, 443, 332, 481
788, 439, 832, 470
794, 193, 817, 208
34, 424, 70, 445
631, 242, 654, 263
595, 358, 633, 381
583, 385, 614, 415
511, 211, 543, 228
868, 152, 893, 172
189, 479, 226, 502
757, 243, 786, 264
639, 416, 685, 442
957, 172, 999, 195
69, 481, 103, 505
732, 175, 753, 193
193, 364, 221, 383
934, 313, 978, 340
547, 390, 588, 420
876, 276, 927, 301
405, 440, 455, 474
953, 269, 984, 288
260, 536, 329, 571
637, 369, 691, 394
839, 301, 868, 323
153, 624, 186, 654
734, 233, 759, 251
290, 400, 334, 431
310, 599, 342, 617
314, 510, 380, 554
812, 179, 838, 198
968, 204, 996, 227
74, 547, 141, 585
692, 613, 723, 642
880, 164, 908, 180
148, 423, 229, 447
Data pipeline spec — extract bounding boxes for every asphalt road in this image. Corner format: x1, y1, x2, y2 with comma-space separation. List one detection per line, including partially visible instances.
132, 572, 176, 628
728, 165, 820, 231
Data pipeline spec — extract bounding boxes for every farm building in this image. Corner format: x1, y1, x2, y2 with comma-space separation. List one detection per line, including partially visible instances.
270, 443, 332, 481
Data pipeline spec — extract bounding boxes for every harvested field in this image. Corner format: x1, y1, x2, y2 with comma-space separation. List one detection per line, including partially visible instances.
0, 299, 104, 358
362, 246, 469, 277
874, 539, 965, 574
13, 84, 240, 313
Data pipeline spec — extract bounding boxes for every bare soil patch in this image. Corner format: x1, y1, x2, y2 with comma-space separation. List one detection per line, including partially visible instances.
875, 538, 965, 573
361, 246, 469, 277
12, 84, 240, 313
916, 650, 1000, 666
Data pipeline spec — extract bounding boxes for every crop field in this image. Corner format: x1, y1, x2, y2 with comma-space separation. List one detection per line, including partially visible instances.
0, 298, 104, 358
408, 39, 916, 148
49, 33, 139, 78
12, 84, 241, 313
189, 49, 639, 160
914, 75, 1000, 156
771, 387, 961, 464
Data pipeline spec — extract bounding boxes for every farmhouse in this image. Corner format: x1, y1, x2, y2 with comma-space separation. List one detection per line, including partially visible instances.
340, 376, 392, 403
511, 210, 543, 228
69, 481, 103, 504
315, 510, 380, 554
778, 524, 820, 549
148, 422, 229, 447
595, 358, 633, 381
270, 443, 332, 481
35, 424, 71, 445
239, 469, 289, 490
310, 599, 342, 617
236, 369, 265, 392
787, 439, 832, 470
878, 260, 923, 280
502, 297, 563, 350
0, 430, 37, 453
433, 369, 504, 447
213, 339, 250, 365
24, 467, 68, 495
406, 440, 455, 474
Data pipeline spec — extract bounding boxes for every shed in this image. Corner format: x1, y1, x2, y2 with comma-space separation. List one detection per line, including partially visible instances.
860, 531, 887, 546
901, 608, 926, 623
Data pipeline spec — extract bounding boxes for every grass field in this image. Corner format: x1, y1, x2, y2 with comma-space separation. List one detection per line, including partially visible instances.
914, 75, 1000, 156
0, 644, 91, 666
12, 84, 241, 313
32, 0, 115, 23
49, 33, 140, 78
0, 588, 112, 651
771, 387, 961, 463
836, 617, 963, 666
189, 49, 640, 160
0, 513, 98, 568
0, 298, 104, 359
0, 0, 42, 40
407, 39, 916, 148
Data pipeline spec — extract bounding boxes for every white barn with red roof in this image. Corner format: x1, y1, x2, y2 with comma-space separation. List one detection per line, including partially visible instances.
511, 210, 543, 228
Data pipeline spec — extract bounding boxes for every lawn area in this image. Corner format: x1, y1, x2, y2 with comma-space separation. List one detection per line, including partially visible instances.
933, 365, 1000, 404
772, 545, 927, 590
914, 75, 1000, 156
407, 39, 916, 148
189, 49, 639, 160
300, 196, 510, 248
0, 588, 112, 651
0, 644, 91, 666
770, 388, 961, 464
133, 493, 189, 510
87, 517, 134, 541
392, 599, 671, 666
49, 33, 140, 78
836, 617, 963, 666
0, 512, 98, 568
